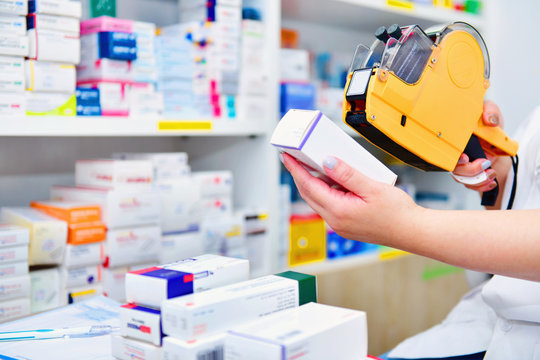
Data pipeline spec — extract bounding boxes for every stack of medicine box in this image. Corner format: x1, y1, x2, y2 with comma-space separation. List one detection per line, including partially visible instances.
1, 207, 68, 313
29, 201, 107, 304
178, 0, 242, 120
0, 0, 28, 117
0, 225, 31, 323
49, 159, 162, 302
25, 0, 82, 116
158, 270, 318, 360
113, 254, 250, 359
156, 23, 211, 119
78, 16, 137, 117
130, 21, 163, 119
111, 152, 201, 265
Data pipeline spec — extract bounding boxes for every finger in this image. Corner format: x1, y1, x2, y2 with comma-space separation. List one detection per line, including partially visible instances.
457, 153, 469, 165
322, 156, 383, 197
466, 180, 497, 193
453, 158, 492, 177
482, 100, 503, 128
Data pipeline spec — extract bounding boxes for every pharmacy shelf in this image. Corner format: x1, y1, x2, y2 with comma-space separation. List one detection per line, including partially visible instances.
282, 0, 484, 31
289, 253, 380, 274
0, 116, 268, 137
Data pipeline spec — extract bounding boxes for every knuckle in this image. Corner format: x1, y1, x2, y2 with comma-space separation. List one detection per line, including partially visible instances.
337, 164, 355, 185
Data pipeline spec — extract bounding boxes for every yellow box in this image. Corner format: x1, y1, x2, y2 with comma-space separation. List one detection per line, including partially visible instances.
288, 214, 326, 267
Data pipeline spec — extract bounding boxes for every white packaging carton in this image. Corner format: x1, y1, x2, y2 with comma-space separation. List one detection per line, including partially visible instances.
0, 261, 28, 279
0, 0, 28, 15
75, 159, 154, 190
159, 230, 204, 264
0, 297, 31, 322
28, 29, 81, 64
76, 58, 132, 83
111, 335, 161, 360
0, 92, 26, 116
64, 242, 102, 267
0, 224, 29, 248
161, 274, 312, 340
102, 266, 128, 302
50, 185, 161, 229
28, 13, 80, 34
29, 0, 82, 18
279, 49, 310, 82
0, 34, 28, 56
0, 55, 24, 74
0, 15, 26, 36
199, 195, 233, 218
2, 207, 67, 265
0, 70, 24, 92
120, 303, 162, 346
0, 245, 28, 265
103, 226, 161, 268
78, 82, 130, 116
200, 213, 244, 254
225, 303, 368, 360
30, 267, 62, 312
271, 109, 397, 185
61, 264, 101, 288
162, 333, 226, 360
26, 91, 76, 116
156, 178, 202, 233
192, 171, 233, 197
25, 60, 76, 92
125, 254, 249, 308
0, 274, 31, 301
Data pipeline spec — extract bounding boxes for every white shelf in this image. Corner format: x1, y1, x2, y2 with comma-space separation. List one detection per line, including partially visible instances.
0, 116, 268, 137
289, 253, 380, 274
283, 0, 484, 31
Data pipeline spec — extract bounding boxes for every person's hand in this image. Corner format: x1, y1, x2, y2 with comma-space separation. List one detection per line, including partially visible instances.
452, 100, 503, 193
281, 153, 420, 243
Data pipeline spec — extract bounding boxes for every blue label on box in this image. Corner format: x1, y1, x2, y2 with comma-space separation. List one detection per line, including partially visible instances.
98, 32, 137, 47
76, 88, 100, 105
138, 268, 195, 299
77, 105, 101, 116
280, 83, 315, 116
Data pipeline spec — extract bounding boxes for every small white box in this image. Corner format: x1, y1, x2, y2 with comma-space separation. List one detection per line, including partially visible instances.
120, 304, 162, 346
280, 49, 310, 82
0, 69, 24, 92
2, 207, 67, 266
0, 15, 26, 35
75, 159, 154, 190
0, 34, 28, 56
25, 91, 76, 116
111, 335, 161, 360
159, 230, 204, 264
162, 275, 305, 340
199, 195, 233, 218
132, 20, 156, 38
0, 224, 30, 248
103, 225, 161, 268
29, 0, 82, 18
0, 297, 31, 322
271, 110, 397, 185
30, 267, 62, 312
0, 245, 28, 265
64, 242, 102, 268
78, 81, 129, 116
201, 213, 244, 254
65, 283, 103, 304
0, 274, 30, 302
28, 13, 80, 33
28, 29, 81, 64
129, 86, 163, 118
162, 333, 226, 360
61, 264, 100, 288
0, 55, 24, 73
192, 171, 233, 197
25, 60, 76, 92
0, 261, 28, 279
102, 266, 128, 302
125, 254, 249, 308
0, 92, 25, 116
156, 178, 202, 233
226, 303, 368, 360
76, 58, 132, 83
0, 0, 28, 16
50, 185, 161, 229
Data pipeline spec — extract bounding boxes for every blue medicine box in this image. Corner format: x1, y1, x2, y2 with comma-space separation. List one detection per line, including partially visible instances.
96, 32, 137, 61
76, 88, 101, 116
280, 82, 316, 117
327, 231, 378, 259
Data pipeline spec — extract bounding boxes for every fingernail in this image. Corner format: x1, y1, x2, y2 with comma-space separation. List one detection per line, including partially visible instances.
488, 114, 499, 126
488, 171, 496, 180
323, 156, 338, 170
488, 181, 497, 189
481, 160, 492, 170
457, 154, 468, 164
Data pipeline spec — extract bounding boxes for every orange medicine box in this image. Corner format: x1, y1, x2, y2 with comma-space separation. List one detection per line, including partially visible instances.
31, 201, 101, 224
68, 221, 107, 245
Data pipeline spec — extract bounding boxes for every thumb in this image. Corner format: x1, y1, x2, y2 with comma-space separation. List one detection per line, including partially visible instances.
322, 156, 382, 195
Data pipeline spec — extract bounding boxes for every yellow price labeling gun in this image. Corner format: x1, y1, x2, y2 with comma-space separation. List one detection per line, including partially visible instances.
343, 22, 518, 206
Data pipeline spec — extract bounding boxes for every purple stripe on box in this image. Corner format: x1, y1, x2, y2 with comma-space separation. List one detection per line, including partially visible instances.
131, 305, 161, 315
298, 111, 323, 151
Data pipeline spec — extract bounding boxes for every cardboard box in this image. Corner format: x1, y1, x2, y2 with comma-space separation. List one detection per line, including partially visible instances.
61, 264, 100, 288
0, 0, 28, 15
111, 335, 161, 360
66, 283, 103, 304
159, 230, 204, 265
132, 21, 156, 38
0, 297, 31, 322
80, 16, 133, 35
75, 159, 153, 190
28, 29, 80, 64
28, 0, 82, 18
27, 13, 80, 34
77, 82, 129, 116
75, 87, 99, 104
0, 245, 28, 265
0, 34, 28, 56
0, 261, 28, 279
0, 92, 25, 116
129, 86, 163, 118
50, 185, 161, 229
280, 49, 310, 82
125, 254, 249, 308
161, 272, 317, 340
30, 200, 101, 224
226, 303, 368, 360
67, 221, 106, 245
200, 214, 244, 254
199, 195, 233, 218
192, 171, 233, 197
64, 242, 102, 267
162, 333, 226, 360
0, 224, 30, 248
120, 304, 162, 346
0, 274, 30, 302
81, 32, 137, 61
271, 110, 397, 185
2, 207, 67, 266
103, 226, 161, 268
26, 91, 76, 116
156, 178, 201, 233
0, 55, 24, 74
0, 15, 26, 36
76, 58, 132, 83
102, 266, 128, 302
30, 267, 62, 312
25, 60, 76, 92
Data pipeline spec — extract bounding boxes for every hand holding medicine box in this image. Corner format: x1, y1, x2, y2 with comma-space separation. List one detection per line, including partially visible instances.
271, 109, 397, 185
